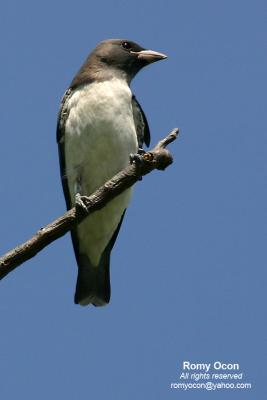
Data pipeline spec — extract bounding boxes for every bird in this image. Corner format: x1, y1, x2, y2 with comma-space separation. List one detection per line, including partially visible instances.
57, 39, 167, 306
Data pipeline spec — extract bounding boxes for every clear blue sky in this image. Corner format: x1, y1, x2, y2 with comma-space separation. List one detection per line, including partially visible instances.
0, 0, 266, 399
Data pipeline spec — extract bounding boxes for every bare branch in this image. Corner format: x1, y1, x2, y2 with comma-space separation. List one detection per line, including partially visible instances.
0, 128, 179, 280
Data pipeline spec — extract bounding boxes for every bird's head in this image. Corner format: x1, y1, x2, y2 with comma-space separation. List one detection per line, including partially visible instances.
70, 39, 167, 88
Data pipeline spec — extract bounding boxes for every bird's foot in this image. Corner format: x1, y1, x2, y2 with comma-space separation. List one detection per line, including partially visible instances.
129, 153, 142, 180
129, 152, 143, 164
129, 149, 150, 181
138, 147, 146, 155
129, 148, 147, 164
75, 193, 89, 214
130, 147, 146, 164
129, 148, 154, 165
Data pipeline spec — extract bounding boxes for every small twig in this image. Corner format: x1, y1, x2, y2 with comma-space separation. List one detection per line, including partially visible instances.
0, 128, 179, 280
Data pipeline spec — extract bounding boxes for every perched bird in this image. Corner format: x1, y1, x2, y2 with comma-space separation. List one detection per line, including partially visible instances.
57, 39, 167, 306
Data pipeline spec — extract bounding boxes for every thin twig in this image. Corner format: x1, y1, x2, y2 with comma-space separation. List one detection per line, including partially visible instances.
0, 128, 179, 280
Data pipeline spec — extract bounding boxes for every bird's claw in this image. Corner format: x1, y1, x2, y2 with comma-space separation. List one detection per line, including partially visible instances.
129, 153, 143, 164
129, 147, 147, 164
75, 193, 89, 214
138, 148, 146, 155
129, 149, 154, 165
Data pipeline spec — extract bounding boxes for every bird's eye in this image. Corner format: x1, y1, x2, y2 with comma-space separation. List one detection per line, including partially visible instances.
122, 41, 132, 50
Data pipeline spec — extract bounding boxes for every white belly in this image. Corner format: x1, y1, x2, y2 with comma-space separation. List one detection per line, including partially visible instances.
64, 79, 138, 266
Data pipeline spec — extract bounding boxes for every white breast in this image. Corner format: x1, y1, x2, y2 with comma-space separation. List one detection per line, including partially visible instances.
64, 79, 138, 266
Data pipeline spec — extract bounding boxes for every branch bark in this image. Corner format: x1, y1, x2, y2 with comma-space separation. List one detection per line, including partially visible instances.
0, 128, 179, 280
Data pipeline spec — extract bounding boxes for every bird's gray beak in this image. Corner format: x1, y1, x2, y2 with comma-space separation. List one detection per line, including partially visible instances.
131, 49, 167, 63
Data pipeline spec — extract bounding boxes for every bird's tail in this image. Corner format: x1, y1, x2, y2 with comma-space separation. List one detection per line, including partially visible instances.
74, 253, 111, 307
73, 211, 126, 306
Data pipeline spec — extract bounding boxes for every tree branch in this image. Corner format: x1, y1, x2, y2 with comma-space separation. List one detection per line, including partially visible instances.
0, 128, 179, 280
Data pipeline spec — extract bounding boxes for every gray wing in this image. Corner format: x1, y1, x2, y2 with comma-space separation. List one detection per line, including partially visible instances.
57, 89, 73, 210
132, 95, 150, 148
57, 89, 82, 268
57, 89, 84, 268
